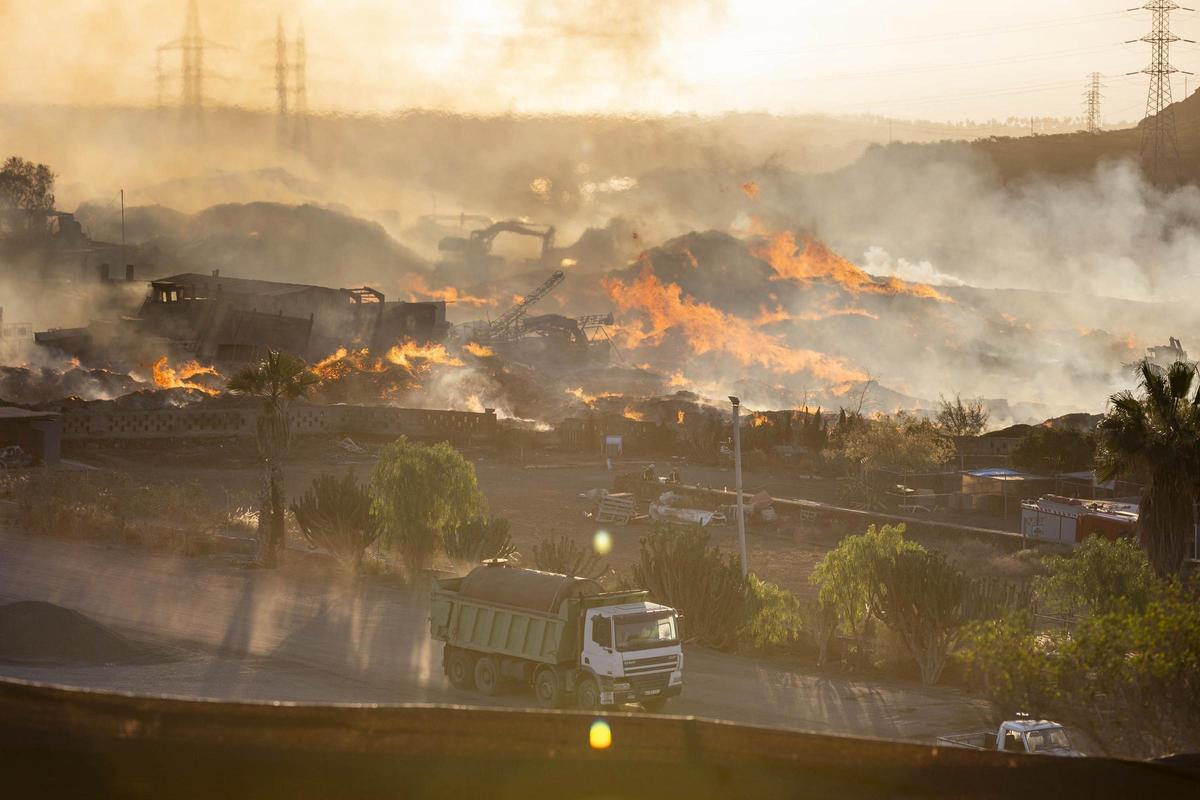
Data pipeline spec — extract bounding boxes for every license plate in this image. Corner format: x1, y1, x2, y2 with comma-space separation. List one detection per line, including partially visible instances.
645, 689, 660, 695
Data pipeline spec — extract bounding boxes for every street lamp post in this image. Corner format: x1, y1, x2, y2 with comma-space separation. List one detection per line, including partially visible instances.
730, 396, 748, 579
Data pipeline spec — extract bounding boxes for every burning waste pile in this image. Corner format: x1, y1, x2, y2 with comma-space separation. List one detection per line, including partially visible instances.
0, 211, 1151, 428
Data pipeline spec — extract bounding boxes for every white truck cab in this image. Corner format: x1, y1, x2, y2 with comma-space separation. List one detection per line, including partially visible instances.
582, 602, 683, 708
938, 720, 1083, 757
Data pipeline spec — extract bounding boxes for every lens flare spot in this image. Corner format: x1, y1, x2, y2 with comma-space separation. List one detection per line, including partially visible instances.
593, 530, 613, 556
589, 719, 612, 750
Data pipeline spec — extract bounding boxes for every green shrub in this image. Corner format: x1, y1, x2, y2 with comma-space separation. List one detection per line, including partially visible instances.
1035, 536, 1157, 616
531, 533, 608, 579
290, 471, 380, 572
744, 576, 806, 651
960, 581, 1200, 758
630, 526, 747, 650
443, 516, 517, 567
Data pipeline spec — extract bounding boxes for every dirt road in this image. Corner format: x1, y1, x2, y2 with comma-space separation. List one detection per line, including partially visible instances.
0, 529, 991, 743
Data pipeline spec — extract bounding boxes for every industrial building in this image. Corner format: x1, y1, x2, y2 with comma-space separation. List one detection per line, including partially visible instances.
36, 271, 448, 366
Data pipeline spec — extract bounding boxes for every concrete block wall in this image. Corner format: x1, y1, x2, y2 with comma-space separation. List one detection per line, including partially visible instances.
60, 404, 497, 443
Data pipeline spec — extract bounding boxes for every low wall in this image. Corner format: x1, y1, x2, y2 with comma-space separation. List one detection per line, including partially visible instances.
60, 403, 497, 443
0, 677, 1193, 799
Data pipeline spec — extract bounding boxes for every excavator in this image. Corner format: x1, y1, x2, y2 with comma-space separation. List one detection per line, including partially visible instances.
438, 220, 557, 280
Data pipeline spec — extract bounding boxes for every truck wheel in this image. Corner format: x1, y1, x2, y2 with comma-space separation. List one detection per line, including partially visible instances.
641, 698, 668, 713
533, 667, 563, 709
446, 648, 477, 691
575, 677, 600, 711
474, 655, 501, 696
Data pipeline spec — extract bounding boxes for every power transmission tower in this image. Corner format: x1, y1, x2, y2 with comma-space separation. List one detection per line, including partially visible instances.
291, 23, 311, 154
275, 16, 289, 148
156, 0, 207, 128
181, 0, 203, 113
1129, 2, 1194, 183
1084, 72, 1103, 134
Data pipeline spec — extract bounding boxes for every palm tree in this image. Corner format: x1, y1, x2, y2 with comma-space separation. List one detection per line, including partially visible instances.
228, 350, 319, 567
1096, 359, 1200, 577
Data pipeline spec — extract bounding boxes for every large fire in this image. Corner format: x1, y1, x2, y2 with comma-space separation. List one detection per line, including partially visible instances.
603, 255, 868, 384
384, 340, 463, 369
151, 356, 221, 395
403, 275, 498, 308
752, 231, 952, 303
566, 386, 624, 408
310, 340, 463, 399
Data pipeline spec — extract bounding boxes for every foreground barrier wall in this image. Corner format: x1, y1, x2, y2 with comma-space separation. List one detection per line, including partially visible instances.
0, 678, 1193, 799
59, 403, 497, 443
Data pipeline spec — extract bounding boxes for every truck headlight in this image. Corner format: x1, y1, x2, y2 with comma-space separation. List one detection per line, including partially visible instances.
612, 682, 631, 691
669, 671, 682, 686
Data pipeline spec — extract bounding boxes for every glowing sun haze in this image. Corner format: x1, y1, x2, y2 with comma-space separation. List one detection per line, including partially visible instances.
0, 1, 1178, 121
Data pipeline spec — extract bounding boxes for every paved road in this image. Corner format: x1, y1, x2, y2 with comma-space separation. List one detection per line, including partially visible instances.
0, 529, 991, 743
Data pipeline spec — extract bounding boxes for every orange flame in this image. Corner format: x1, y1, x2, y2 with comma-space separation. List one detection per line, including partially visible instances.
464, 341, 495, 358
384, 341, 463, 369
752, 231, 951, 303
755, 303, 880, 325
152, 356, 221, 395
623, 406, 645, 422
567, 386, 597, 406
404, 275, 498, 307
676, 410, 686, 425
741, 181, 760, 200
603, 256, 868, 384
751, 413, 771, 427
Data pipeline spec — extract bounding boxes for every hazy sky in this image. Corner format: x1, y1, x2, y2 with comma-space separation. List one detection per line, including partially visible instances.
1, 1, 1196, 122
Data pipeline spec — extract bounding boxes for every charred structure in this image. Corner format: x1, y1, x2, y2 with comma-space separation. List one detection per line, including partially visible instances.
37, 271, 448, 368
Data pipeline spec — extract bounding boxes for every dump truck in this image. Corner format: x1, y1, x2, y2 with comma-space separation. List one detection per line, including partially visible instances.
430, 561, 683, 711
937, 720, 1082, 757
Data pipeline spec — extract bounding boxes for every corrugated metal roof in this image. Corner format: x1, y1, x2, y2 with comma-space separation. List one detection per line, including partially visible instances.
153, 273, 341, 298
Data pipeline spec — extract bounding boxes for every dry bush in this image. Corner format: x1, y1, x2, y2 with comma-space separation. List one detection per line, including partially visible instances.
16, 468, 220, 554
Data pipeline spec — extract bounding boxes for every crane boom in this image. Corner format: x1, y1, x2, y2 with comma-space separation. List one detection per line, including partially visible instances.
488, 270, 564, 339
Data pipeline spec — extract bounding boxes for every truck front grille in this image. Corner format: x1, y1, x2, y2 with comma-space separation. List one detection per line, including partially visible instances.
628, 672, 670, 693
624, 654, 678, 674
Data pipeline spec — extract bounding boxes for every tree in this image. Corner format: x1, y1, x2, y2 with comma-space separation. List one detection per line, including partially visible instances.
290, 471, 379, 572
810, 523, 920, 660
1011, 427, 1096, 475
631, 526, 747, 650
370, 438, 484, 575
1035, 536, 1157, 616
936, 394, 989, 437
0, 156, 55, 236
841, 412, 955, 475
961, 581, 1200, 758
1096, 359, 1200, 576
228, 350, 319, 567
868, 548, 966, 685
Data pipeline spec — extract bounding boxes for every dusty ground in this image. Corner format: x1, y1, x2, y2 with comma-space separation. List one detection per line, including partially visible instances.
0, 528, 993, 744
68, 438, 1027, 599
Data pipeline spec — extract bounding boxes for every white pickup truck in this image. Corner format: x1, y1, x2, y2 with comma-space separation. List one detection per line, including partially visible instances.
937, 720, 1083, 757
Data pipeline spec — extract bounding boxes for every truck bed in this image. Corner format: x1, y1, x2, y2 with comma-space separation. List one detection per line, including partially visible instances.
936, 731, 997, 751
430, 588, 570, 666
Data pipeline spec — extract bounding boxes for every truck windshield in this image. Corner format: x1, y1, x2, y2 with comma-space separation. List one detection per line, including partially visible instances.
1025, 728, 1071, 752
614, 613, 678, 651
